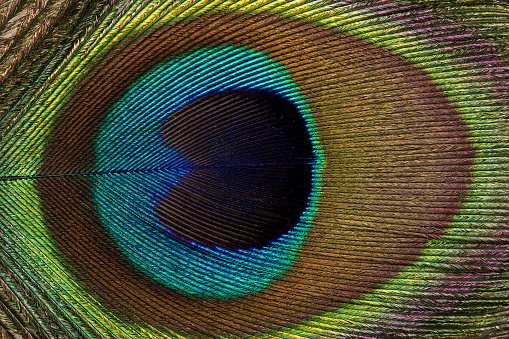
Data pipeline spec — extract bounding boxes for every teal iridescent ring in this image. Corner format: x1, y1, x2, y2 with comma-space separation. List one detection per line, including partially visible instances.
93, 45, 324, 299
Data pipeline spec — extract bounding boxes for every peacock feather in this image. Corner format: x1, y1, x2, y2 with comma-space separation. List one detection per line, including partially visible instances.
0, 0, 508, 338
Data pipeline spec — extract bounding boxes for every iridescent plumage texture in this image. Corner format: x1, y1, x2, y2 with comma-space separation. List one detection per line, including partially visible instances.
0, 0, 508, 338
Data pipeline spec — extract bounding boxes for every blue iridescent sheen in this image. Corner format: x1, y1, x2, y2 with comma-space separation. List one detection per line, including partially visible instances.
93, 46, 323, 299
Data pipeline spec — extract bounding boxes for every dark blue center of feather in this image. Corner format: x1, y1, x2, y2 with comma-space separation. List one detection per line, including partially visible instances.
156, 89, 314, 250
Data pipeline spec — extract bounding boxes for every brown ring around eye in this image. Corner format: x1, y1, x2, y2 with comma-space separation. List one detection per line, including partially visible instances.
38, 11, 473, 337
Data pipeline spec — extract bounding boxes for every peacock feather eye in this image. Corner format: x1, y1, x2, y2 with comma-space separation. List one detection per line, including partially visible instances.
0, 1, 508, 338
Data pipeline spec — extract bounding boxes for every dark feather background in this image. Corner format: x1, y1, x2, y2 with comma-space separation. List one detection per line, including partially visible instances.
0, 0, 508, 338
